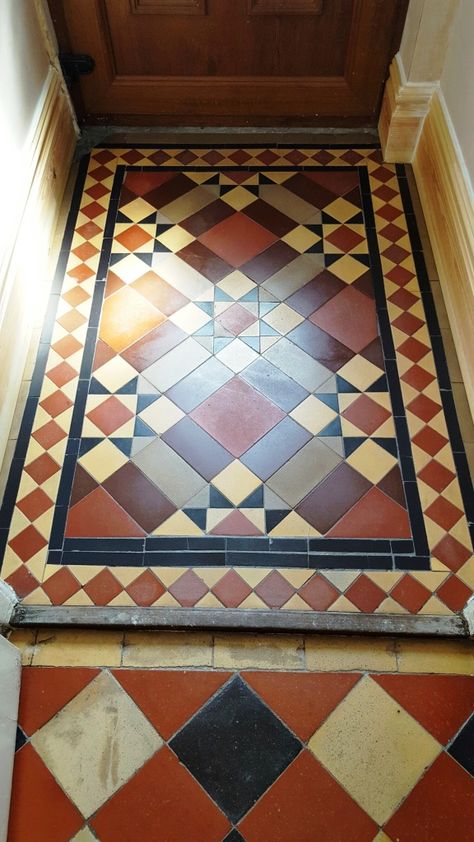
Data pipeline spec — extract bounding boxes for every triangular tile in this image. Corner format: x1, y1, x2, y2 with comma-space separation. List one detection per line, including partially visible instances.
242, 673, 360, 741
18, 668, 99, 735
210, 510, 263, 536
113, 671, 231, 740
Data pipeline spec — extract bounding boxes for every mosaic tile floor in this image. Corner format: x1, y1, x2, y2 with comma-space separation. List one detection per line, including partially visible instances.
0, 145, 473, 615
9, 662, 474, 840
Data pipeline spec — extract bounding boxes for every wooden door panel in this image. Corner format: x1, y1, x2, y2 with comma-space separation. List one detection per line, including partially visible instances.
50, 0, 408, 124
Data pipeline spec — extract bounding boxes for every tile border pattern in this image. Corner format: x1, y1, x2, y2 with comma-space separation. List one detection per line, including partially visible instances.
0, 145, 473, 617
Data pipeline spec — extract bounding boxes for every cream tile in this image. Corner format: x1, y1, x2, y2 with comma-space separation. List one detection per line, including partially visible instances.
71, 828, 97, 842
32, 672, 161, 818
156, 224, 194, 252
212, 460, 261, 506
215, 338, 259, 372
214, 634, 305, 670
7, 630, 37, 666
217, 271, 256, 300
289, 395, 337, 435
153, 510, 203, 536
120, 197, 157, 222
93, 356, 138, 392
282, 225, 321, 253
222, 186, 256, 210
157, 253, 214, 301
32, 630, 123, 667
328, 254, 368, 283
138, 396, 184, 434
347, 439, 397, 484
325, 197, 361, 222
308, 676, 441, 824
169, 302, 211, 334
262, 303, 304, 335
397, 639, 474, 674
122, 631, 213, 667
305, 635, 398, 672
78, 439, 128, 483
336, 355, 383, 391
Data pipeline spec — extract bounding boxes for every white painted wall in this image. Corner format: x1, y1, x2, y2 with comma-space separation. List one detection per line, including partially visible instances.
0, 637, 21, 842
441, 0, 474, 187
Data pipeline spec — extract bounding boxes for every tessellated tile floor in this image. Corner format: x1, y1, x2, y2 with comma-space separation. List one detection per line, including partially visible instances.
9, 663, 474, 841
0, 145, 473, 618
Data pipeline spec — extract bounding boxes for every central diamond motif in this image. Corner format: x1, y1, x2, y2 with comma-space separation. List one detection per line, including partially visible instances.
190, 376, 285, 457
199, 212, 278, 267
170, 676, 301, 822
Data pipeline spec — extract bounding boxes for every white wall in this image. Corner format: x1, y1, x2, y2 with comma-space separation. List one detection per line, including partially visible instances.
441, 0, 474, 187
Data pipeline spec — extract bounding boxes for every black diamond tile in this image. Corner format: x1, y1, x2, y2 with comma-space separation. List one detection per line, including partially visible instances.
448, 715, 474, 776
223, 832, 245, 842
170, 675, 301, 822
15, 725, 27, 752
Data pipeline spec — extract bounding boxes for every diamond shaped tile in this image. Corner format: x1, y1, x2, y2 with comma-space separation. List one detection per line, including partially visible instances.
199, 213, 277, 267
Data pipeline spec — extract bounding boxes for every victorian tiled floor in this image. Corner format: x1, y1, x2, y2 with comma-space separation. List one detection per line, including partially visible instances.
0, 145, 473, 617
7, 629, 474, 841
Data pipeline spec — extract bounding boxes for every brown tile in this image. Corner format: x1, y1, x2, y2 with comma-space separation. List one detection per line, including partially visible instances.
299, 575, 340, 610
177, 241, 233, 283
296, 462, 371, 533
168, 570, 209, 607
103, 462, 176, 532
162, 416, 234, 481
240, 240, 299, 283
121, 321, 187, 371
287, 321, 354, 370
242, 198, 295, 237
180, 198, 234, 237
255, 570, 295, 608
285, 270, 345, 316
212, 570, 253, 607
125, 571, 166, 606
200, 212, 278, 268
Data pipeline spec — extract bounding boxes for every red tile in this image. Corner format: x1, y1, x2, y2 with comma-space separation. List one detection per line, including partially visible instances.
8, 745, 83, 842
436, 576, 472, 612
90, 747, 230, 842
239, 751, 376, 842
93, 338, 117, 371
42, 568, 81, 605
310, 286, 378, 353
83, 569, 123, 606
210, 510, 263, 536
211, 569, 253, 607
168, 570, 209, 606
373, 674, 474, 744
384, 753, 473, 842
398, 337, 430, 363
390, 574, 431, 613
177, 241, 233, 283
69, 464, 99, 506
125, 570, 166, 606
341, 394, 391, 435
412, 425, 448, 457
5, 565, 39, 598
382, 242, 410, 262
16, 488, 53, 522
68, 263, 95, 282
432, 534, 472, 572
389, 288, 418, 310
32, 420, 66, 450
52, 334, 82, 359
380, 222, 406, 243
113, 671, 231, 740
115, 224, 153, 250
191, 376, 284, 458
65, 487, 146, 538
326, 225, 364, 252
243, 673, 360, 741
401, 363, 436, 391
18, 667, 99, 735
40, 390, 74, 418
386, 265, 415, 286
9, 525, 47, 562
392, 311, 424, 335
76, 220, 102, 240
298, 575, 340, 610
215, 303, 257, 335
82, 200, 106, 219
425, 496, 463, 531
87, 396, 134, 436
46, 361, 76, 388
255, 570, 295, 608
408, 393, 442, 422
345, 574, 386, 612
62, 286, 90, 307
199, 212, 277, 267
72, 241, 100, 261
418, 460, 456, 493
328, 487, 411, 539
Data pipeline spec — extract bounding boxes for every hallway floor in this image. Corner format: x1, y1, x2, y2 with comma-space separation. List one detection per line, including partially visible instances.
0, 144, 472, 619
7, 629, 474, 841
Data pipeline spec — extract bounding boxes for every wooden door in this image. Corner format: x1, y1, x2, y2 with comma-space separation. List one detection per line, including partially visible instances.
49, 0, 408, 125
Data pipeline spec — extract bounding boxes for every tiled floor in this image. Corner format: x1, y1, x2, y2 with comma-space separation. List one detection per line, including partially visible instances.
0, 145, 473, 616
7, 629, 474, 841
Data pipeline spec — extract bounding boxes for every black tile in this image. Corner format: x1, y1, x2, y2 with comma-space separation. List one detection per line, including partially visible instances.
309, 554, 392, 570
15, 726, 28, 753
393, 555, 431, 570
223, 832, 245, 842
226, 552, 307, 568
448, 715, 474, 776
170, 676, 301, 823
62, 551, 144, 566
308, 538, 392, 554
63, 538, 144, 552
146, 551, 226, 566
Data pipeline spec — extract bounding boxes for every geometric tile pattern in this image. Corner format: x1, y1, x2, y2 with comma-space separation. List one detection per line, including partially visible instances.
0, 146, 472, 616
9, 667, 474, 840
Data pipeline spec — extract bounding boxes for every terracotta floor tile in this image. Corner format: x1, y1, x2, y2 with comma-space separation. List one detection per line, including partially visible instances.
200, 212, 277, 267
239, 751, 377, 842
18, 667, 99, 735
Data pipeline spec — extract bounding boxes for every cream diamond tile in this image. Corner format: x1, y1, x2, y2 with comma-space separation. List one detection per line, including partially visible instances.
217, 271, 256, 300
328, 254, 368, 284
31, 672, 162, 818
324, 197, 358, 222
289, 395, 337, 435
261, 303, 304, 335
157, 253, 214, 300
347, 440, 397, 484
139, 396, 184, 434
215, 338, 259, 372
212, 460, 261, 506
222, 186, 257, 210
281, 225, 320, 253
156, 225, 195, 252
78, 440, 128, 483
308, 676, 440, 824
337, 355, 384, 391
71, 827, 97, 842
111, 254, 153, 284
93, 356, 138, 392
169, 302, 211, 333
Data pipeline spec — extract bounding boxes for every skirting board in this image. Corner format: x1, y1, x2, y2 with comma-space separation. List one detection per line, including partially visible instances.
379, 54, 435, 163
0, 69, 77, 466
413, 89, 474, 420
10, 605, 468, 637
